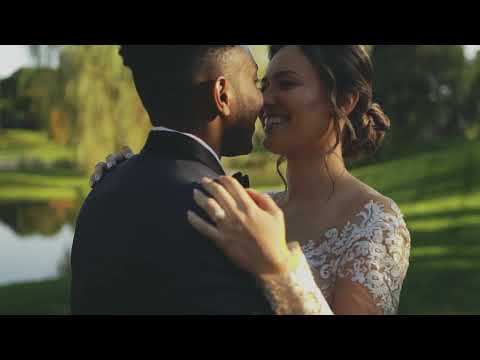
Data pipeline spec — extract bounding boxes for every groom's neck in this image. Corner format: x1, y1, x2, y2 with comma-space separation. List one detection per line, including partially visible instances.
191, 126, 223, 159
154, 118, 223, 159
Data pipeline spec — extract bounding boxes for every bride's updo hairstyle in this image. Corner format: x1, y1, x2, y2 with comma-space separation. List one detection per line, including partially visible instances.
269, 45, 391, 161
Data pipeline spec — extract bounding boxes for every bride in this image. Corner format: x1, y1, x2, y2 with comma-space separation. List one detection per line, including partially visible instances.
92, 45, 411, 315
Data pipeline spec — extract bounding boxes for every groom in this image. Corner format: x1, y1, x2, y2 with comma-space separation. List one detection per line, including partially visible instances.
70, 45, 274, 314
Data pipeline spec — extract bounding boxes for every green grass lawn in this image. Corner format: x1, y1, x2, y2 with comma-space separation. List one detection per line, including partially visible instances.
0, 130, 90, 202
0, 170, 89, 202
0, 276, 71, 315
0, 129, 77, 165
1, 130, 479, 314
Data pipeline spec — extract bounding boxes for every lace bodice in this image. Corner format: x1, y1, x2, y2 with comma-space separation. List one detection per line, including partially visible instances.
261, 192, 411, 315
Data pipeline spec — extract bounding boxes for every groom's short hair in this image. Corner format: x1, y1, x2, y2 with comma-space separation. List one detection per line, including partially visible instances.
119, 45, 239, 128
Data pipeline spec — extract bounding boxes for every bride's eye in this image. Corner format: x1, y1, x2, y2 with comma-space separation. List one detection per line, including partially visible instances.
278, 80, 298, 90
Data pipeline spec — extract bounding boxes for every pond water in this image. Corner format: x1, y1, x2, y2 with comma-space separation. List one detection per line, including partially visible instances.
0, 200, 79, 286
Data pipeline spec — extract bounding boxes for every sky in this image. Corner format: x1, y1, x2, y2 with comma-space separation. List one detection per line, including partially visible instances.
1, 45, 480, 80
0, 45, 34, 78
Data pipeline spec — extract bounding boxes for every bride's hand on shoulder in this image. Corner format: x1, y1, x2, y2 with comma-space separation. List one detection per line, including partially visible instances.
187, 176, 301, 280
89, 146, 135, 188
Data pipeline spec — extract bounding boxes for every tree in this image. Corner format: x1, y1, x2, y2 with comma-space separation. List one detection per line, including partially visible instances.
463, 51, 480, 139
0, 67, 61, 130
59, 45, 151, 173
371, 45, 468, 150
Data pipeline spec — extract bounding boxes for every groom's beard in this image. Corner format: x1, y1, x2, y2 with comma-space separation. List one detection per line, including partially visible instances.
220, 80, 262, 157
222, 112, 258, 157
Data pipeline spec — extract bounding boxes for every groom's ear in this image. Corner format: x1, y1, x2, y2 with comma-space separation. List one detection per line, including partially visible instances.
212, 76, 233, 118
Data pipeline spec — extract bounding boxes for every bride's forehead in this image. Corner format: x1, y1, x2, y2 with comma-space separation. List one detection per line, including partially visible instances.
266, 47, 313, 77
270, 47, 306, 67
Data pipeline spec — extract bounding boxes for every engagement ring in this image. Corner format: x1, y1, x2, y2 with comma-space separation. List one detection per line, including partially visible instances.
213, 208, 226, 222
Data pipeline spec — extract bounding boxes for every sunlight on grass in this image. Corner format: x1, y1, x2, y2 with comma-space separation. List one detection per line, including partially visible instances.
0, 186, 84, 202
411, 246, 451, 257
409, 215, 480, 231
0, 129, 50, 147
0, 171, 86, 188
401, 191, 480, 215
0, 129, 76, 165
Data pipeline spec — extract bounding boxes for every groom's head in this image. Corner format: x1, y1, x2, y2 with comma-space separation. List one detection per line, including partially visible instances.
120, 45, 263, 157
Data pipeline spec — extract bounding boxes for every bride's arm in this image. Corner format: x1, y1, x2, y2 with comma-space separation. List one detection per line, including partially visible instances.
187, 177, 411, 315
259, 242, 334, 315
329, 201, 411, 315
187, 176, 334, 315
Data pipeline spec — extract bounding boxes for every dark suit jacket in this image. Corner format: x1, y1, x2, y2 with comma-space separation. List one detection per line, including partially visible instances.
70, 131, 273, 315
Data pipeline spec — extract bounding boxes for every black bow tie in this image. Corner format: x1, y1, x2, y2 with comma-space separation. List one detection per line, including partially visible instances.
232, 172, 250, 188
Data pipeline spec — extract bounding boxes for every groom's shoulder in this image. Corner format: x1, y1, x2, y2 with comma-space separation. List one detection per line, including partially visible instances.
87, 155, 218, 202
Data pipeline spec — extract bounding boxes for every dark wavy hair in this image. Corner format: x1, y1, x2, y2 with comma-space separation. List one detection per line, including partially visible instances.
269, 45, 391, 190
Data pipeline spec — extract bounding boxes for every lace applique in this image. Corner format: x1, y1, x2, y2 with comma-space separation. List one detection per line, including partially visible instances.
265, 192, 411, 315
302, 200, 411, 315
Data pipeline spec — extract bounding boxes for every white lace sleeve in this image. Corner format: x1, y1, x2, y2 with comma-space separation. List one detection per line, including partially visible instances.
259, 242, 334, 315
258, 192, 332, 315
334, 200, 411, 315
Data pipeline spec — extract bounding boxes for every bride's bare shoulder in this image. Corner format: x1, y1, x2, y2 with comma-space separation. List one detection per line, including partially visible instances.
346, 177, 402, 217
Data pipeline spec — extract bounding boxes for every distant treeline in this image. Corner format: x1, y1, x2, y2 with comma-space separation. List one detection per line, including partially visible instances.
1, 45, 479, 172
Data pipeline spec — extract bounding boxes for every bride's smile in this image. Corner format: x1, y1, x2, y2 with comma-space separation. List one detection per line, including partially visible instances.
259, 46, 335, 157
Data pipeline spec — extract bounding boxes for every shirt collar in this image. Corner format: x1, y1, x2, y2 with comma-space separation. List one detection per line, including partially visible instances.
151, 126, 222, 168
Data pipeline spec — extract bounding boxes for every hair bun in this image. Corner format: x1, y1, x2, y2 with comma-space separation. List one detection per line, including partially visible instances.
367, 103, 391, 132
344, 102, 391, 160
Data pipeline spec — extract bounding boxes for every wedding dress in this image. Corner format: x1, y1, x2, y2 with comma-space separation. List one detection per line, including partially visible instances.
260, 193, 411, 315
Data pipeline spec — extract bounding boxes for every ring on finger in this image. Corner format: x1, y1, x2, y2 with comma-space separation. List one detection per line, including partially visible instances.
213, 207, 226, 223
